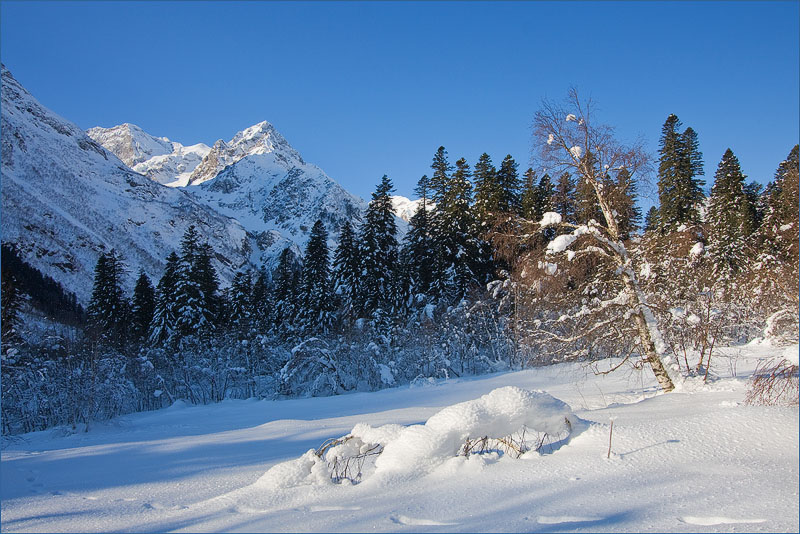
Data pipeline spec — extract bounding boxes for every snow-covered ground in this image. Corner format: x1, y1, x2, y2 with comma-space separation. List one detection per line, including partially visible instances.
2, 342, 798, 533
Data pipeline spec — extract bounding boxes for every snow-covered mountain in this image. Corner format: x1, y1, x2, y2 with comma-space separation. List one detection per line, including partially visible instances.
91, 120, 368, 263
1, 64, 251, 303
391, 195, 434, 222
87, 123, 210, 187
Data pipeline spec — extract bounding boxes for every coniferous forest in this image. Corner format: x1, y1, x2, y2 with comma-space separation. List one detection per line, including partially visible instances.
2, 96, 798, 435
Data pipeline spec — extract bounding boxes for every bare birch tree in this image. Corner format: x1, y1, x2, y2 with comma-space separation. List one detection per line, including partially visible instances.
513, 89, 675, 392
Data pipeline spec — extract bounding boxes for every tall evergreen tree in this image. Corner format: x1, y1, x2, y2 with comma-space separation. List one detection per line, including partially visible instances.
228, 269, 253, 335
250, 265, 273, 332
130, 270, 155, 342
172, 226, 219, 339
149, 252, 180, 345
676, 126, 705, 224
431, 158, 485, 301
87, 249, 128, 345
657, 114, 683, 230
495, 154, 521, 215
551, 172, 577, 223
1, 267, 21, 343
429, 146, 453, 207
520, 168, 539, 220
332, 219, 361, 322
300, 220, 334, 333
273, 247, 301, 333
359, 175, 399, 315
658, 115, 705, 230
403, 175, 435, 296
473, 152, 500, 228
195, 242, 221, 328
522, 169, 555, 222
644, 206, 660, 233
609, 169, 642, 240
707, 149, 754, 274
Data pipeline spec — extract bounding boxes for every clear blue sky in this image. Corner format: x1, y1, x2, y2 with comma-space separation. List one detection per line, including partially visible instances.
2, 1, 798, 208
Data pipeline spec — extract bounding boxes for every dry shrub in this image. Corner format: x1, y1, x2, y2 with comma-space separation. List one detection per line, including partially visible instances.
745, 358, 799, 406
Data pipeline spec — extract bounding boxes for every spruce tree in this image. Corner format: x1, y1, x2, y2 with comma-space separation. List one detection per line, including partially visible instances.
657, 114, 683, 230
473, 153, 500, 228
273, 247, 301, 333
574, 175, 603, 225
676, 126, 705, 224
495, 154, 521, 215
228, 270, 253, 335
87, 249, 128, 345
250, 265, 273, 332
1, 267, 21, 343
430, 146, 453, 207
173, 226, 205, 338
403, 175, 435, 296
432, 158, 485, 301
551, 172, 577, 223
707, 149, 754, 274
149, 252, 180, 345
359, 175, 399, 315
332, 219, 361, 322
195, 242, 221, 329
609, 169, 642, 240
520, 168, 539, 220
130, 270, 155, 342
658, 115, 705, 230
300, 219, 334, 333
644, 206, 660, 233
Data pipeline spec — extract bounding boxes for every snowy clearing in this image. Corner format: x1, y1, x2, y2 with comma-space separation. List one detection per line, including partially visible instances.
1, 342, 798, 533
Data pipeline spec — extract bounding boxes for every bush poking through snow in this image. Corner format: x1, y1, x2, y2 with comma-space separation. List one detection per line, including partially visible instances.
745, 356, 799, 406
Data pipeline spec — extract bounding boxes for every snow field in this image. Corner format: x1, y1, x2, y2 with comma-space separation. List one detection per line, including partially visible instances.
1, 343, 797, 532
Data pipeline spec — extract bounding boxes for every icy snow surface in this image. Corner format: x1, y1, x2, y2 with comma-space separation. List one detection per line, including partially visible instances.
2, 342, 797, 533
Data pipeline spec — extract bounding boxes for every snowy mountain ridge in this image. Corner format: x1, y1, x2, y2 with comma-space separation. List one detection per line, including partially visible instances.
90, 119, 370, 264
0, 64, 251, 302
87, 123, 210, 187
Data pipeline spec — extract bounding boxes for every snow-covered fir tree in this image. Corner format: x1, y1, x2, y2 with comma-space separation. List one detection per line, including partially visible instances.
657, 114, 705, 231
332, 219, 361, 323
87, 249, 129, 345
273, 247, 301, 335
299, 219, 335, 334
358, 175, 399, 317
149, 252, 180, 345
402, 174, 436, 297
707, 149, 756, 275
130, 270, 155, 342
551, 172, 577, 223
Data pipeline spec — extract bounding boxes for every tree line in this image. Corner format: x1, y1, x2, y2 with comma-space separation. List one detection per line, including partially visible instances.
2, 97, 797, 434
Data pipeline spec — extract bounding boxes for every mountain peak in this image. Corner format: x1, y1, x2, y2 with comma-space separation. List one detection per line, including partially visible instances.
187, 120, 304, 186
87, 123, 174, 168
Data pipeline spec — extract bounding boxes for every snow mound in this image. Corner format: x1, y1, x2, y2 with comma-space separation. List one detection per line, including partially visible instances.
257, 387, 578, 489
375, 386, 576, 476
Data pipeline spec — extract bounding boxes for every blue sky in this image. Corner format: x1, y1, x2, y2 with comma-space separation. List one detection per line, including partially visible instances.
1, 1, 798, 207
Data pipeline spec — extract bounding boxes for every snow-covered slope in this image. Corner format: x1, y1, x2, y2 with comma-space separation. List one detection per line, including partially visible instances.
391, 195, 433, 222
87, 124, 210, 187
1, 342, 797, 532
92, 119, 369, 263
1, 65, 250, 302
